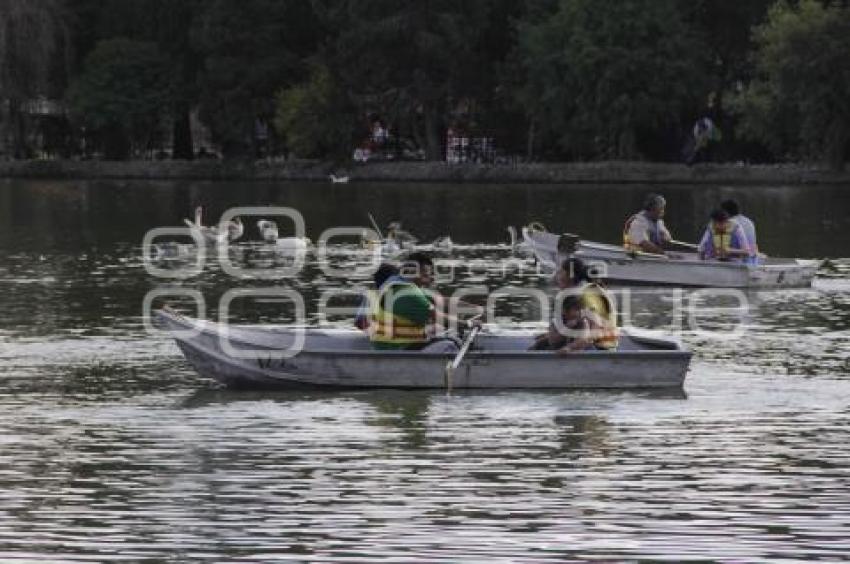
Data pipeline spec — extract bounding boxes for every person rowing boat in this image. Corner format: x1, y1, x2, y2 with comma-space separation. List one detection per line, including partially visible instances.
623, 193, 673, 255
368, 252, 480, 353
355, 263, 402, 331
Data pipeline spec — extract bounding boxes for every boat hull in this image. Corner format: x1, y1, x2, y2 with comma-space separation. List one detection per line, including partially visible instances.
158, 310, 692, 390
523, 229, 818, 288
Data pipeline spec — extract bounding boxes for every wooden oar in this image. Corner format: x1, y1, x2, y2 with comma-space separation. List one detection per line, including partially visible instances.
629, 249, 671, 261
444, 325, 481, 393
367, 213, 384, 240
669, 239, 700, 251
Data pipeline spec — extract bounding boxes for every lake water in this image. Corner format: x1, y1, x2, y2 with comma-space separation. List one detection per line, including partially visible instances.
0, 178, 848, 561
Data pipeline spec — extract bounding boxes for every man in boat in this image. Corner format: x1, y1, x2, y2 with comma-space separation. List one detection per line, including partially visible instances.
531, 257, 619, 351
355, 263, 401, 331
386, 221, 418, 246
369, 252, 474, 352
720, 199, 759, 260
698, 208, 753, 263
623, 193, 673, 255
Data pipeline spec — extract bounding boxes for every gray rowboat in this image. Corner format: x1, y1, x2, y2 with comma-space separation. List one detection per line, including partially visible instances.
157, 308, 692, 390
522, 228, 819, 288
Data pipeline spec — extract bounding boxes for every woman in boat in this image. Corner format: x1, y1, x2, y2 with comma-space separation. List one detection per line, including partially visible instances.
698, 209, 754, 263
531, 257, 619, 351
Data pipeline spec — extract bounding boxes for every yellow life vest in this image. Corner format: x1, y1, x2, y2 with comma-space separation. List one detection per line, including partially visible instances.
623, 214, 639, 251
580, 283, 619, 350
369, 282, 429, 345
623, 213, 663, 252
710, 220, 738, 257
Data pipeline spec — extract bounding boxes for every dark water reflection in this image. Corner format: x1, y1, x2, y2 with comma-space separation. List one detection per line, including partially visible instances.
0, 179, 849, 561
1, 178, 849, 257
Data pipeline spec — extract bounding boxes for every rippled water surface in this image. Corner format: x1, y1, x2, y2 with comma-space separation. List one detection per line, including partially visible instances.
0, 179, 849, 562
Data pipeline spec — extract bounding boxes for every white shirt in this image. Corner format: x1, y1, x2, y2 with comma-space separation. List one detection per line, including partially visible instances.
628, 211, 671, 246
732, 214, 757, 252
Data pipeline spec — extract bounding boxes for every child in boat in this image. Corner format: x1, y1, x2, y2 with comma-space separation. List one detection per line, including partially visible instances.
530, 257, 618, 351
552, 295, 606, 355
529, 295, 600, 353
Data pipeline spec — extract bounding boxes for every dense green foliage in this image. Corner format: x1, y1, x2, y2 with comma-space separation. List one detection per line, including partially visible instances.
0, 0, 71, 157
315, 0, 504, 160
193, 0, 320, 156
1, 0, 847, 167
274, 65, 354, 159
731, 0, 850, 170
67, 38, 172, 159
516, 0, 708, 160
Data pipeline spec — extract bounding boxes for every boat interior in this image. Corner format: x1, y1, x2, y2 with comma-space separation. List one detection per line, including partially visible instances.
160, 311, 684, 356
227, 325, 682, 353
576, 240, 812, 266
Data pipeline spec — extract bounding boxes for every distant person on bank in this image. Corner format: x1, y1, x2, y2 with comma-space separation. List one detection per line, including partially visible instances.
685, 116, 722, 165
623, 193, 673, 255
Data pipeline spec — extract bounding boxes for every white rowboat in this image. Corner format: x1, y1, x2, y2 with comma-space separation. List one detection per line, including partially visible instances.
522, 228, 819, 288
158, 309, 692, 390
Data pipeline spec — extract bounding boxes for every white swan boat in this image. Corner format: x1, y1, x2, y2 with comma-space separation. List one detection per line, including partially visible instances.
157, 308, 691, 390
522, 228, 819, 288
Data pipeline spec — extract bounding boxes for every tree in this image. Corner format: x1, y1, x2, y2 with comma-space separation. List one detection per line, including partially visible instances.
731, 0, 850, 170
685, 0, 774, 98
66, 38, 172, 159
69, 0, 205, 159
274, 64, 355, 159
192, 0, 321, 157
0, 0, 71, 158
514, 0, 709, 160
319, 0, 496, 160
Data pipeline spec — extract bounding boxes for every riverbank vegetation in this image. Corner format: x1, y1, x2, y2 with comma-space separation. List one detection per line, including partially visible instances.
0, 0, 847, 169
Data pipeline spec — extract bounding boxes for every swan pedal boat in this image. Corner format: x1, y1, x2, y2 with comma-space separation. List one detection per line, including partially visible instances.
157, 308, 691, 390
522, 228, 819, 288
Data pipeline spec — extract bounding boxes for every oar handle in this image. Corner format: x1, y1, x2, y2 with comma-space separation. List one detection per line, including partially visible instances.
630, 249, 671, 261
669, 239, 700, 250
368, 213, 384, 240
445, 325, 481, 394
451, 325, 481, 371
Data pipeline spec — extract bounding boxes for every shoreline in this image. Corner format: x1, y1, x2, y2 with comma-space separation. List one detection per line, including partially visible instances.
1, 159, 848, 185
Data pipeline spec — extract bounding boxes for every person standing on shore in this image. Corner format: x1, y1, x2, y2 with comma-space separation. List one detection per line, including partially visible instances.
623, 193, 673, 255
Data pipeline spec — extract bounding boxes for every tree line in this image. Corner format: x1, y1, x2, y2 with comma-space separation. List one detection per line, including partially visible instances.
0, 0, 847, 169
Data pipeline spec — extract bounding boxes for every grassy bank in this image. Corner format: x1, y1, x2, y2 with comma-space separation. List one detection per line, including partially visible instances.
1, 159, 848, 185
